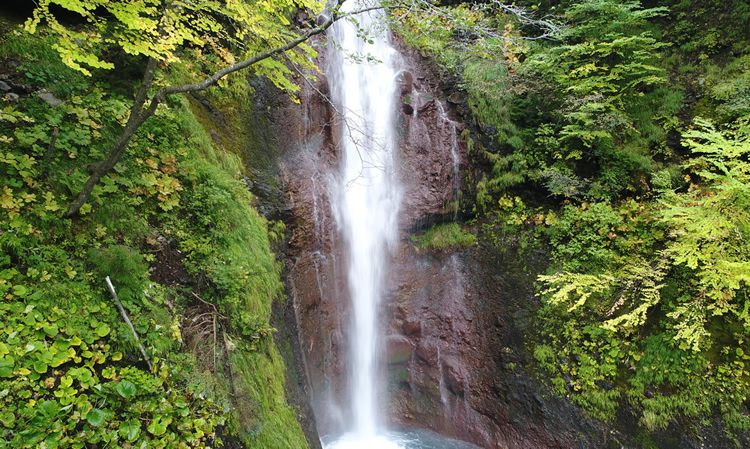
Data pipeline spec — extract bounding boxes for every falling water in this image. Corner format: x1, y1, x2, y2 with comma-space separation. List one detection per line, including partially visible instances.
321, 2, 480, 448
436, 102, 461, 208
325, 0, 402, 447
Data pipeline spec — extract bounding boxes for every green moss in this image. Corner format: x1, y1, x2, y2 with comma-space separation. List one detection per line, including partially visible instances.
230, 348, 308, 449
164, 93, 306, 446
412, 222, 476, 251
463, 59, 518, 144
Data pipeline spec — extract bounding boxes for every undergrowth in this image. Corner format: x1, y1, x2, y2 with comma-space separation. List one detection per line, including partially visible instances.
397, 0, 750, 441
0, 18, 306, 448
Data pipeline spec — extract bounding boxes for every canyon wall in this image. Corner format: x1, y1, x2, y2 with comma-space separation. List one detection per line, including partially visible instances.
262, 34, 624, 448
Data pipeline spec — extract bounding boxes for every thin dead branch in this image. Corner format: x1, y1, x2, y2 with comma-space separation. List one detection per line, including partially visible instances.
105, 276, 153, 371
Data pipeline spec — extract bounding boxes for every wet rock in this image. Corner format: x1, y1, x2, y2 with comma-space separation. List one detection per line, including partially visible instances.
447, 91, 467, 105
442, 356, 468, 396
385, 335, 414, 364
398, 71, 413, 94
415, 340, 438, 366
416, 94, 435, 114
402, 101, 414, 115
37, 90, 63, 107
294, 10, 310, 25
402, 318, 421, 336
393, 304, 408, 320
479, 123, 497, 136
315, 12, 330, 26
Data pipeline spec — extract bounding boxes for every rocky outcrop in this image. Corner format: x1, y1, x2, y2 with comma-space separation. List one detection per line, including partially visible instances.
277, 27, 469, 438
255, 27, 746, 449
384, 243, 613, 448
277, 31, 614, 449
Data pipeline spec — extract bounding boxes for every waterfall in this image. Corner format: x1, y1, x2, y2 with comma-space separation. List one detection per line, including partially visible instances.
325, 0, 403, 447
317, 2, 482, 448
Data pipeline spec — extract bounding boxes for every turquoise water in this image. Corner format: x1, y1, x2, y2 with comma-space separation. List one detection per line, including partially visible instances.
322, 427, 481, 449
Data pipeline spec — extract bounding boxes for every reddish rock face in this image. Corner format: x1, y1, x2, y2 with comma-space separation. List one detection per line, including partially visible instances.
263, 30, 744, 449
280, 31, 469, 438
278, 33, 611, 449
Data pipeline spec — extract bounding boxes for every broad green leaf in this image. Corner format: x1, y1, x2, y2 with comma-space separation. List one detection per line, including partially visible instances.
17, 429, 44, 446
85, 408, 106, 427
33, 360, 48, 374
0, 411, 15, 427
39, 400, 60, 419
43, 324, 59, 337
116, 380, 137, 399
119, 418, 141, 441
147, 416, 170, 436
95, 323, 110, 337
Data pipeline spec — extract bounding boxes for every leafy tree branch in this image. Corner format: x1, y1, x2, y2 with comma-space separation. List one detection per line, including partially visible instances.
62, 4, 345, 217
26, 0, 559, 217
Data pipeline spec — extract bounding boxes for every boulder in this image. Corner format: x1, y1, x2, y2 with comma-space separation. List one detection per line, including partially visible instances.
37, 90, 63, 107
385, 335, 414, 364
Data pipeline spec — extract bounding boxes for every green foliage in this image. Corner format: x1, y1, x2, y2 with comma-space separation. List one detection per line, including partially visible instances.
87, 245, 148, 300
535, 118, 750, 432
667, 0, 750, 57
406, 0, 681, 207
0, 25, 88, 98
393, 4, 491, 74
658, 118, 750, 351
543, 199, 659, 271
696, 53, 750, 123
0, 20, 306, 446
0, 280, 222, 447
514, 0, 670, 194
401, 0, 750, 437
25, 0, 325, 94
463, 59, 518, 143
411, 222, 476, 251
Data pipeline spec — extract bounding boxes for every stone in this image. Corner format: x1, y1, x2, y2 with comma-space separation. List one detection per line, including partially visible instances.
38, 90, 63, 107
394, 304, 409, 320
442, 356, 468, 396
416, 94, 435, 114
414, 340, 437, 366
447, 91, 467, 105
402, 318, 421, 336
402, 101, 414, 115
295, 10, 309, 24
385, 335, 414, 364
0, 81, 11, 92
399, 71, 413, 92
5, 93, 19, 103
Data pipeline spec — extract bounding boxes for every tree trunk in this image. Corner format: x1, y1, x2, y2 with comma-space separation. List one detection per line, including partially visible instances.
65, 58, 159, 217
42, 126, 58, 176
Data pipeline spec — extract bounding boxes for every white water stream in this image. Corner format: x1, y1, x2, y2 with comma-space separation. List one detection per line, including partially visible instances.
322, 2, 480, 448
325, 0, 402, 447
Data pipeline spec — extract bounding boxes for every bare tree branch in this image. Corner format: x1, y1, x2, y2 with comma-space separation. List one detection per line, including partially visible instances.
106, 276, 153, 372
